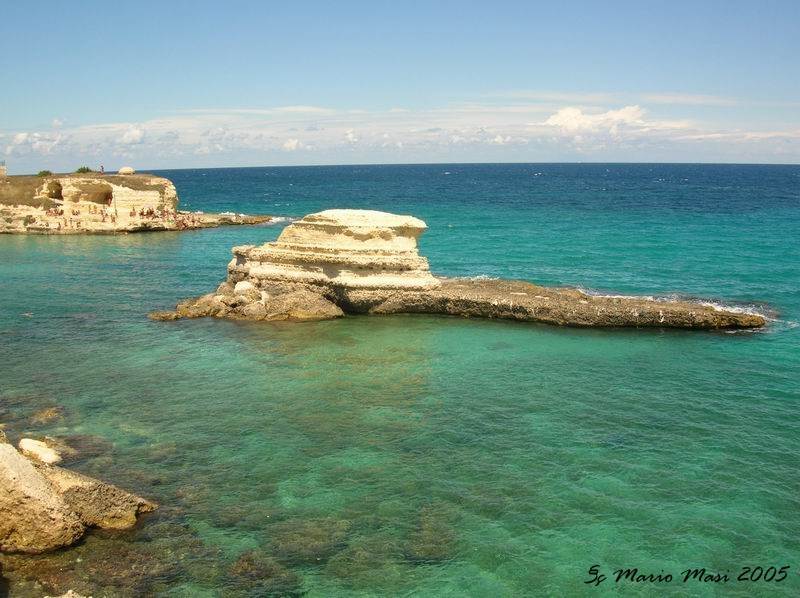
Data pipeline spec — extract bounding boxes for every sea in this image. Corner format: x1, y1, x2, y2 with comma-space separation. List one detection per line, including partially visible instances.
1, 163, 798, 596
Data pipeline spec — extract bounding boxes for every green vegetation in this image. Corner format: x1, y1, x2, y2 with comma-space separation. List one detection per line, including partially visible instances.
37, 170, 53, 177
75, 166, 94, 174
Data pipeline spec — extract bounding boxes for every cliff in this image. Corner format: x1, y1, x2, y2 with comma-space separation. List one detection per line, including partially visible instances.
152, 209, 766, 330
0, 172, 270, 234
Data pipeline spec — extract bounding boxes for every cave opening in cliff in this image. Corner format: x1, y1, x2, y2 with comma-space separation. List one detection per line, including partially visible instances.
45, 181, 63, 201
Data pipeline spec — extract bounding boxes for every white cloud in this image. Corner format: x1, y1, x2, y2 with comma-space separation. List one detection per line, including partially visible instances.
490, 135, 512, 145
2, 97, 798, 169
282, 138, 302, 151
543, 105, 647, 133
52, 118, 63, 129
120, 125, 145, 144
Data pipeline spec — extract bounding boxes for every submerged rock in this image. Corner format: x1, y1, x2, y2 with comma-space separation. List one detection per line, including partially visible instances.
154, 209, 767, 330
147, 310, 180, 321
268, 517, 351, 565
30, 406, 65, 425
403, 505, 458, 564
226, 550, 304, 597
326, 534, 406, 589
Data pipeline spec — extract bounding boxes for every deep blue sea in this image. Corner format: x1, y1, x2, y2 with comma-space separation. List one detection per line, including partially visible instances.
1, 163, 798, 596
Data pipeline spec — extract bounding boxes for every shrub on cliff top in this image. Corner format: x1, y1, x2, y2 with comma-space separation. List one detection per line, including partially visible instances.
37, 170, 53, 177
75, 166, 93, 174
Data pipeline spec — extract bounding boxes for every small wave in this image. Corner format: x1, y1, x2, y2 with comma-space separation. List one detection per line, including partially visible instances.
697, 301, 770, 318
576, 287, 772, 319
453, 274, 499, 281
576, 287, 658, 302
268, 216, 295, 224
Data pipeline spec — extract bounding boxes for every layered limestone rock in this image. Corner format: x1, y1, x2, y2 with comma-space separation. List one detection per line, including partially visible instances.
228, 209, 440, 310
154, 209, 767, 330
0, 173, 270, 234
0, 434, 156, 554
0, 443, 84, 553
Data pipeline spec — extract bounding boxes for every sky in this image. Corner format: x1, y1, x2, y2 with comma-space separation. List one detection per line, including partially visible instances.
1, 0, 798, 173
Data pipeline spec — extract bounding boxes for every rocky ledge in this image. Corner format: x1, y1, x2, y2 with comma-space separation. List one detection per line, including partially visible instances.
0, 429, 156, 554
0, 172, 271, 234
151, 209, 766, 330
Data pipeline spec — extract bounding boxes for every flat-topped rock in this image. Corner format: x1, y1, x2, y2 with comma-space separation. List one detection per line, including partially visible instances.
0, 172, 272, 234
154, 209, 767, 330
229, 209, 440, 298
371, 277, 767, 329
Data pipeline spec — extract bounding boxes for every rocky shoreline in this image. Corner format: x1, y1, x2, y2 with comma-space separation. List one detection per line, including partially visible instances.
0, 172, 271, 234
0, 428, 156, 556
151, 209, 766, 330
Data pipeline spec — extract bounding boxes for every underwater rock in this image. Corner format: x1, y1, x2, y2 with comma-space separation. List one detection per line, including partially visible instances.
268, 517, 351, 565
326, 535, 406, 589
226, 550, 304, 597
30, 406, 65, 425
56, 434, 113, 465
157, 209, 766, 329
403, 506, 458, 564
147, 310, 180, 321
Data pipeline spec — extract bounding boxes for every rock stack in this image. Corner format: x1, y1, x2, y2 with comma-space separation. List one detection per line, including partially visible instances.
229, 209, 440, 311
153, 209, 767, 330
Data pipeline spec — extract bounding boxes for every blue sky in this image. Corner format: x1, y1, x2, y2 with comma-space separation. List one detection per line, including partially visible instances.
1, 0, 798, 172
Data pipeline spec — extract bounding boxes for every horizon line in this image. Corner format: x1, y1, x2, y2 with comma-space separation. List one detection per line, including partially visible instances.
6, 160, 799, 177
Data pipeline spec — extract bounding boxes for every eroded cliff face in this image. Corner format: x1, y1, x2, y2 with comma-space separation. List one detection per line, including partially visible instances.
153, 209, 767, 330
228, 209, 441, 311
0, 173, 270, 234
0, 173, 178, 233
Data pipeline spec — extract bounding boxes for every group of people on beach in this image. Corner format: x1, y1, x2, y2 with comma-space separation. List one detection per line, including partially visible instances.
127, 205, 203, 229
25, 202, 202, 232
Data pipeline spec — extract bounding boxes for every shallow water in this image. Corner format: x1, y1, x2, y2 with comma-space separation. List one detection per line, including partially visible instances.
1, 164, 798, 596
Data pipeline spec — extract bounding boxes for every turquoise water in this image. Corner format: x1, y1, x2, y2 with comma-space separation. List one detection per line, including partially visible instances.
0, 164, 798, 596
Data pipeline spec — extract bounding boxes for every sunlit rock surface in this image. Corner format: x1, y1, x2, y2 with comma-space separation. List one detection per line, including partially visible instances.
0, 435, 156, 554
157, 209, 766, 330
0, 173, 270, 234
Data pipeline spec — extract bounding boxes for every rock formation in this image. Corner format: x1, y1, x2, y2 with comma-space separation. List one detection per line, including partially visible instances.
0, 172, 271, 234
18, 438, 62, 465
0, 433, 155, 554
154, 209, 767, 330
